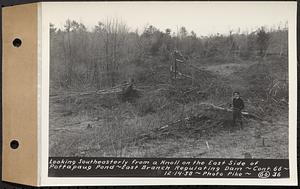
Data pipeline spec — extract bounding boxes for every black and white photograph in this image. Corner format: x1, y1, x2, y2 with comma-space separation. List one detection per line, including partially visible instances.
48, 2, 290, 160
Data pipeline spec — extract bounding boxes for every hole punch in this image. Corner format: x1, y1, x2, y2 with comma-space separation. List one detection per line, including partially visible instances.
10, 140, 19, 149
12, 38, 22, 47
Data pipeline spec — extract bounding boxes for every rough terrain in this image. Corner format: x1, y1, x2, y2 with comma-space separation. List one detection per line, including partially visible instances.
49, 58, 288, 158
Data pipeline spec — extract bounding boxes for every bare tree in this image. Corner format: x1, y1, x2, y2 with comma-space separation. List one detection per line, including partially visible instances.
257, 27, 270, 58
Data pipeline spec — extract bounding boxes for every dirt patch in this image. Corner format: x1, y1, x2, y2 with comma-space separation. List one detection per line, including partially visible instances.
204, 62, 256, 77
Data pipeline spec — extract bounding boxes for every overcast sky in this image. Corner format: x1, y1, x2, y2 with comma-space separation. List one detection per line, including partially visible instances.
45, 2, 293, 36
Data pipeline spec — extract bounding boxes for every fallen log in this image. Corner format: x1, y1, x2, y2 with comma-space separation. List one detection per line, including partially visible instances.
157, 103, 263, 131
199, 103, 263, 121
183, 88, 198, 95
171, 70, 193, 79
175, 58, 184, 63
178, 72, 193, 79
174, 57, 207, 72
50, 83, 137, 101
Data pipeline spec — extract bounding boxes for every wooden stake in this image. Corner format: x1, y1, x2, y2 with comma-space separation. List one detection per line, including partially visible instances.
205, 141, 210, 150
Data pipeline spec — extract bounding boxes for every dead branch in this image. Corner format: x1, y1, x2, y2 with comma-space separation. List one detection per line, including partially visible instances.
157, 103, 263, 131
50, 83, 136, 100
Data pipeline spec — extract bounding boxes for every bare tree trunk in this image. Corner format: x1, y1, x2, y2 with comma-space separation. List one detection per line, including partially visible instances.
61, 34, 68, 88
112, 20, 117, 87
105, 25, 110, 87
66, 29, 73, 87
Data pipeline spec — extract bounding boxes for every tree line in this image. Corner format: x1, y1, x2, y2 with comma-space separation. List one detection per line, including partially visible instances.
50, 19, 288, 91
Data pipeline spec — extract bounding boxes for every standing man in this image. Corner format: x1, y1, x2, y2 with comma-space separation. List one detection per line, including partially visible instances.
231, 91, 245, 128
